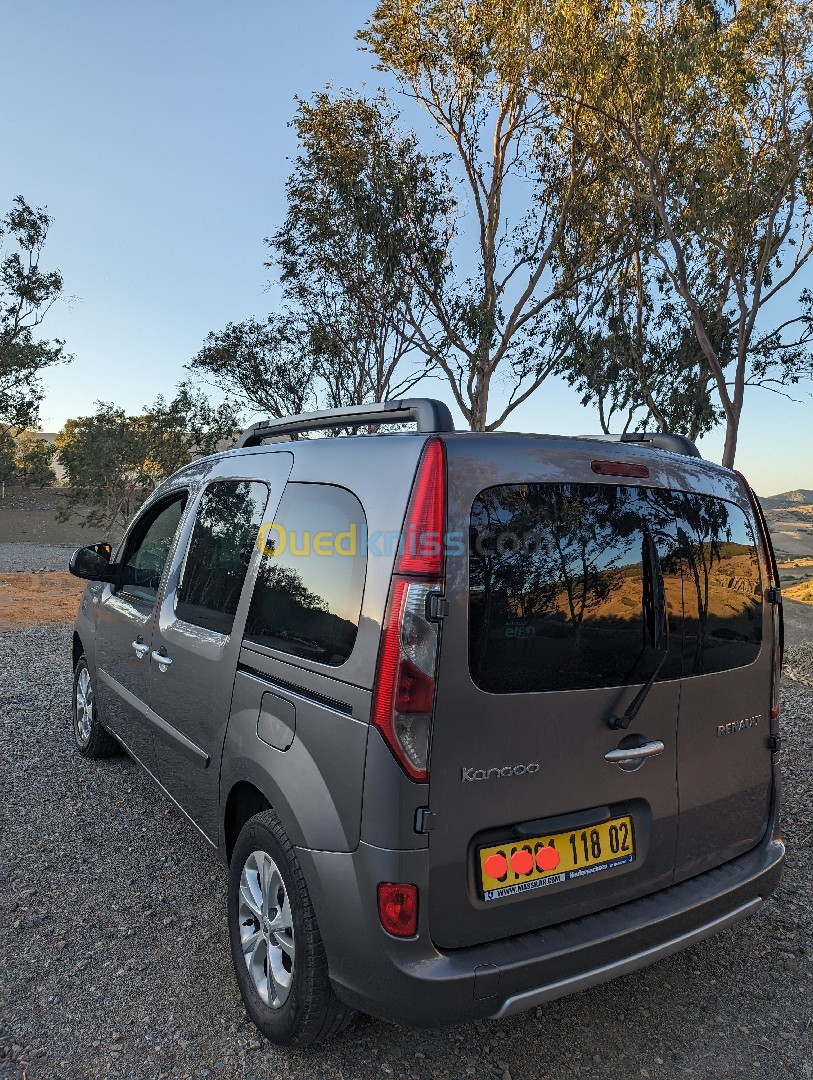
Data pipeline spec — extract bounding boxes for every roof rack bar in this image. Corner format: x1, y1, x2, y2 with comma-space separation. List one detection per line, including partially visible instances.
619, 432, 701, 457
584, 432, 701, 458
234, 397, 456, 448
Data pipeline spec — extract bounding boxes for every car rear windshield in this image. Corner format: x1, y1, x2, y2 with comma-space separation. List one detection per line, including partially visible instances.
469, 483, 762, 693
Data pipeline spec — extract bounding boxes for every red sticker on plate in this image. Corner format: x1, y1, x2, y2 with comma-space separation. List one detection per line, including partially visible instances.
483, 853, 508, 879
536, 845, 561, 871
510, 849, 534, 875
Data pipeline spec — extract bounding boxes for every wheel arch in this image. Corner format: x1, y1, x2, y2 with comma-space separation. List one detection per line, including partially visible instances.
72, 631, 84, 671
223, 780, 272, 865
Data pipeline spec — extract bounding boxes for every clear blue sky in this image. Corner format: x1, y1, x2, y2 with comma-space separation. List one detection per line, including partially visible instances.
2, 1, 810, 496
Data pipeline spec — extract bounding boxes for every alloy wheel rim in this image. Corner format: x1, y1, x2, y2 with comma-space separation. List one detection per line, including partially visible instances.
75, 668, 93, 746
238, 850, 295, 1008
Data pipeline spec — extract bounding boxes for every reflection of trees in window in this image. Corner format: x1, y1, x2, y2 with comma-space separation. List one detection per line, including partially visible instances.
244, 483, 366, 666
120, 494, 187, 599
472, 484, 642, 647
469, 483, 762, 691
672, 494, 761, 674
255, 562, 328, 614
246, 561, 357, 665
177, 481, 267, 632
470, 484, 674, 693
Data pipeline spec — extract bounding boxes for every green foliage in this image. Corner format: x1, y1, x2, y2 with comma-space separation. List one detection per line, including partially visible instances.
0, 429, 15, 484
273, 90, 452, 406
195, 0, 810, 458
190, 315, 319, 419
192, 91, 451, 416
55, 384, 239, 537
0, 196, 70, 434
543, 0, 813, 463
560, 252, 728, 439
359, 0, 622, 430
13, 431, 56, 487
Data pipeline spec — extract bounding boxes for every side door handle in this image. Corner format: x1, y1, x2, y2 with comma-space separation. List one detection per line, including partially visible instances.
151, 649, 172, 672
604, 740, 665, 770
132, 639, 149, 659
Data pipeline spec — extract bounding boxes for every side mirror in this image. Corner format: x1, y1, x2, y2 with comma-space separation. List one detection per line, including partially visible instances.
69, 543, 115, 581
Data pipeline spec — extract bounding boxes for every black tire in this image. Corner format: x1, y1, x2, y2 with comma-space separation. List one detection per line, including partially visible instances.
72, 654, 118, 758
227, 809, 354, 1046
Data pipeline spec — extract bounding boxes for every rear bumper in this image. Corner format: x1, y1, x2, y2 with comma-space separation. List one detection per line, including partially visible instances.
296, 826, 784, 1028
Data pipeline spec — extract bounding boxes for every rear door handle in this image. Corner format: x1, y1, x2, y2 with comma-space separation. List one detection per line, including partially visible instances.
604, 740, 665, 767
151, 650, 172, 672
132, 639, 149, 659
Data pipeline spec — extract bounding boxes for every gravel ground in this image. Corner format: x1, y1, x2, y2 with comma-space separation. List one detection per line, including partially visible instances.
0, 544, 76, 573
1, 627, 811, 1080
785, 643, 813, 686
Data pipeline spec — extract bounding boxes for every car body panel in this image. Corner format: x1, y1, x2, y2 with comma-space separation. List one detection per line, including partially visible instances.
71, 424, 783, 1030
147, 453, 293, 841
425, 436, 776, 948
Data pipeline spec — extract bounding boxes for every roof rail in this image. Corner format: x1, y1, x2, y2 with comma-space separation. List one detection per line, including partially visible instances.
587, 431, 701, 458
619, 432, 701, 457
234, 397, 456, 448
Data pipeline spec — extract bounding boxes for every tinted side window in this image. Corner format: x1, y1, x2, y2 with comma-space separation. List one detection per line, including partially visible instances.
469, 483, 682, 693
673, 493, 762, 675
119, 493, 188, 604
175, 480, 269, 635
244, 484, 367, 666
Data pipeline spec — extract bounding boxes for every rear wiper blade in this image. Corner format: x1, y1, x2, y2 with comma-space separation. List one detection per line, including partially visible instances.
607, 525, 669, 731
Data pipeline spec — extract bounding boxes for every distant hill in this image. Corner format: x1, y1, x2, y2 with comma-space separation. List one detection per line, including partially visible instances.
759, 489, 813, 509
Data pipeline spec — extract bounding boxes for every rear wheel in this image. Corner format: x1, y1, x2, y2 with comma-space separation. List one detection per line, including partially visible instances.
72, 655, 118, 758
227, 809, 353, 1046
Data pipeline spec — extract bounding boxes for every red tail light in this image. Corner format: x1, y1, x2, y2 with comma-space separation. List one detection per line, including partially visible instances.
396, 437, 445, 576
371, 439, 446, 781
377, 882, 418, 937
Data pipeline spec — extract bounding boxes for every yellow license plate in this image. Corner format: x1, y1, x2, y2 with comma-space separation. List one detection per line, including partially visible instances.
478, 815, 635, 902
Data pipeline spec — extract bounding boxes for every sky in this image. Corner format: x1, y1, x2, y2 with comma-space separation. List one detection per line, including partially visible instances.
1, 1, 811, 497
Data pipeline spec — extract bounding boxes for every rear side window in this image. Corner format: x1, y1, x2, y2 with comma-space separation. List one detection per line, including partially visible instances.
673, 493, 762, 675
469, 483, 682, 693
244, 483, 367, 666
175, 480, 269, 635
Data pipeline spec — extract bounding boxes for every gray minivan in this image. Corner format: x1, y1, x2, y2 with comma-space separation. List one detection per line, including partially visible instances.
69, 398, 785, 1046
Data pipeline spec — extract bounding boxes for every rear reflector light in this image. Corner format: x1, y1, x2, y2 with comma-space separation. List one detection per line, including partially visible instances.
396, 438, 446, 576
377, 882, 418, 936
591, 460, 650, 478
371, 578, 439, 780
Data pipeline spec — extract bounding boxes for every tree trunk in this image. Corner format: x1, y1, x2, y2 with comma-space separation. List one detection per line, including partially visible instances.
469, 367, 491, 431
721, 419, 739, 470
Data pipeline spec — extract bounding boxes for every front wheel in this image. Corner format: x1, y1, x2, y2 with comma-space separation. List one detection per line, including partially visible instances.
72, 655, 118, 758
227, 810, 353, 1046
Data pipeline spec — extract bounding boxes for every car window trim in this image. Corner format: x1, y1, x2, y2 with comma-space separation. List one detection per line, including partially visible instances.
115, 488, 190, 607
243, 480, 369, 669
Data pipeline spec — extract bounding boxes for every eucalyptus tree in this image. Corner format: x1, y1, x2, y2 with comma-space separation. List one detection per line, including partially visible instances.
192, 92, 451, 419
190, 315, 321, 420
561, 249, 728, 440
271, 90, 452, 409
547, 0, 813, 465
358, 0, 621, 430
